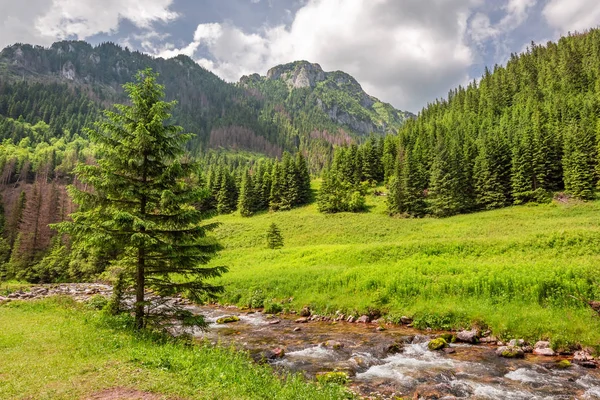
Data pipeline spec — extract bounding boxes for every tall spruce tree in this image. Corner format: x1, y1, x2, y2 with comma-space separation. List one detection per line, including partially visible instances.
296, 152, 311, 205
216, 168, 238, 214
55, 69, 226, 329
563, 122, 596, 199
238, 169, 256, 217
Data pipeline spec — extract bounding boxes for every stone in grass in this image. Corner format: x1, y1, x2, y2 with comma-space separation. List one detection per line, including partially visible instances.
216, 315, 240, 324
316, 371, 349, 385
496, 346, 525, 358
428, 338, 448, 351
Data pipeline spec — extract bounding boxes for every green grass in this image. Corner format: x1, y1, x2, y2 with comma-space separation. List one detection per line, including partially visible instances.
0, 297, 350, 400
206, 185, 600, 347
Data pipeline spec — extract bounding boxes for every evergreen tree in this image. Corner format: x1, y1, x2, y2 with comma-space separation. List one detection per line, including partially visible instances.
216, 168, 238, 214
238, 169, 256, 217
296, 152, 311, 205
266, 223, 283, 249
428, 137, 462, 217
563, 122, 596, 199
280, 151, 299, 210
55, 69, 227, 329
269, 162, 284, 210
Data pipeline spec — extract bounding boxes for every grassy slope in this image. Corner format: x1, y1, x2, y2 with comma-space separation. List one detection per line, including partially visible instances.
207, 184, 600, 347
0, 298, 349, 400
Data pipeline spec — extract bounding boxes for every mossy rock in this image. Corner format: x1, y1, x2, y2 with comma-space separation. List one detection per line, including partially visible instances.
428, 338, 448, 351
316, 371, 349, 385
440, 333, 456, 343
499, 348, 525, 358
216, 315, 240, 324
557, 360, 571, 369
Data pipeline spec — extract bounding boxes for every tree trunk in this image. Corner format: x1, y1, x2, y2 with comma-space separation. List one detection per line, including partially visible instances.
135, 156, 148, 330
135, 244, 145, 329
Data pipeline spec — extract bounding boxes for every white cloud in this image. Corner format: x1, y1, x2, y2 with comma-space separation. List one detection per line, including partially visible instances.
155, 0, 482, 111
469, 0, 536, 44
0, 0, 177, 50
543, 0, 600, 33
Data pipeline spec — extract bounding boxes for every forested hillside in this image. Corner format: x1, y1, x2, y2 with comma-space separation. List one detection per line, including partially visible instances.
320, 30, 600, 217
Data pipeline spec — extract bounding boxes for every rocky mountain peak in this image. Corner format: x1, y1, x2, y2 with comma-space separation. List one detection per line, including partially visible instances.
266, 60, 325, 89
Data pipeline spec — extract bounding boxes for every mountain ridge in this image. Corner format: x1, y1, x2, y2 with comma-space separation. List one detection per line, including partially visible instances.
0, 41, 412, 162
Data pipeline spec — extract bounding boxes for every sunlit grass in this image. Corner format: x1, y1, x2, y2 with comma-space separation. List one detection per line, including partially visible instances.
0, 298, 350, 400
206, 183, 600, 345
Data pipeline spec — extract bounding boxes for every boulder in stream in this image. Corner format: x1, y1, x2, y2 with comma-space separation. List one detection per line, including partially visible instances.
356, 315, 370, 323
385, 342, 404, 354
216, 315, 240, 324
496, 346, 525, 358
323, 340, 345, 349
533, 341, 555, 356
456, 329, 479, 344
294, 317, 309, 323
428, 338, 448, 351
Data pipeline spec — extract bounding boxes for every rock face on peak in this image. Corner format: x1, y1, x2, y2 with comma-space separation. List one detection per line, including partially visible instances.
266, 61, 325, 89
241, 61, 414, 137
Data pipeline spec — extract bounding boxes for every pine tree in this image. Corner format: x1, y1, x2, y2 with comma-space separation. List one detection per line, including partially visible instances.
55, 69, 227, 329
563, 122, 596, 199
266, 223, 283, 249
238, 169, 256, 217
216, 168, 238, 214
296, 152, 311, 205
428, 137, 462, 217
280, 152, 299, 210
269, 162, 284, 211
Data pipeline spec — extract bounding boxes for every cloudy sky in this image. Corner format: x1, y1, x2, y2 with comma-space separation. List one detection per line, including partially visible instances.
1, 0, 598, 112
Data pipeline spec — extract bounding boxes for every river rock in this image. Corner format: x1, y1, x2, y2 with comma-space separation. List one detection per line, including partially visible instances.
400, 316, 413, 324
428, 338, 448, 351
444, 347, 456, 354
259, 347, 285, 361
456, 329, 478, 344
574, 350, 595, 362
294, 317, 309, 323
386, 342, 404, 354
533, 341, 555, 356
509, 339, 526, 347
324, 340, 344, 349
268, 320, 280, 325
356, 315, 370, 323
413, 383, 452, 399
376, 326, 385, 331
496, 346, 525, 358
293, 327, 301, 332
534, 348, 556, 356
479, 336, 497, 344
300, 307, 311, 317
216, 315, 240, 324
522, 345, 534, 353
347, 315, 355, 323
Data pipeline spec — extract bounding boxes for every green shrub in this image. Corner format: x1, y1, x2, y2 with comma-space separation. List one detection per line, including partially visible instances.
85, 295, 108, 310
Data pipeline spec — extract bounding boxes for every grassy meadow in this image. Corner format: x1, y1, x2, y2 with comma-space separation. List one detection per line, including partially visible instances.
207, 182, 600, 347
0, 297, 349, 400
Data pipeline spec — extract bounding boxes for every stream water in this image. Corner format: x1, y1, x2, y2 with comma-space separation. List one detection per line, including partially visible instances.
187, 305, 600, 399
